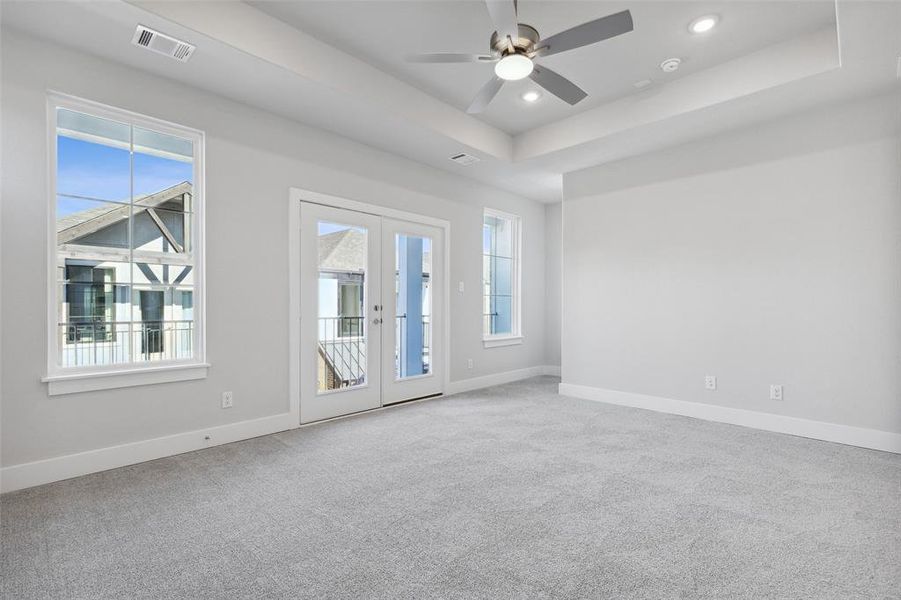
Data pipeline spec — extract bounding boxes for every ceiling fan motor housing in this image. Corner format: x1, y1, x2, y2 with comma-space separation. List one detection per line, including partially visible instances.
491, 23, 540, 55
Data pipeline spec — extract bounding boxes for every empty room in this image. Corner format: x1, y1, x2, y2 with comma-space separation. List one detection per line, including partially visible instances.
1, 0, 900, 598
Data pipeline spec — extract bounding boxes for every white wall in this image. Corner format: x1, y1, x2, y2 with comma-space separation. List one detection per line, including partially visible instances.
0, 29, 550, 471
562, 92, 901, 438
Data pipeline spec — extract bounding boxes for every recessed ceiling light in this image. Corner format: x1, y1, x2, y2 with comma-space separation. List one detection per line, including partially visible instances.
495, 54, 534, 81
521, 90, 541, 103
689, 15, 719, 34
659, 57, 681, 73
633, 79, 653, 89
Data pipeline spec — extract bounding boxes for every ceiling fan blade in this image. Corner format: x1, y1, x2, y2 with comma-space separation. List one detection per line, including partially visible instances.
529, 65, 587, 105
466, 76, 504, 114
539, 10, 633, 57
486, 0, 519, 45
406, 53, 497, 63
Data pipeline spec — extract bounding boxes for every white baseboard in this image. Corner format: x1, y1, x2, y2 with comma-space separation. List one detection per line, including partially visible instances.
0, 412, 296, 494
1, 365, 565, 494
447, 365, 559, 396
558, 383, 901, 454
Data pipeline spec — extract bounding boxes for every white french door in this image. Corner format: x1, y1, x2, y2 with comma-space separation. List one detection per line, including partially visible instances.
299, 202, 444, 423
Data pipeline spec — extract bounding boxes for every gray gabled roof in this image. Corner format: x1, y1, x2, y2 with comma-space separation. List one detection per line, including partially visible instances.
318, 229, 365, 272
57, 181, 192, 243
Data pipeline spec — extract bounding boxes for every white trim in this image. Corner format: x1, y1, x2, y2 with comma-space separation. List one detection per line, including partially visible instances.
483, 335, 524, 348
42, 363, 209, 396
0, 412, 295, 494
558, 383, 901, 454
292, 188, 449, 229
288, 187, 452, 424
45, 92, 207, 385
287, 197, 302, 424
446, 365, 554, 396
2, 365, 561, 492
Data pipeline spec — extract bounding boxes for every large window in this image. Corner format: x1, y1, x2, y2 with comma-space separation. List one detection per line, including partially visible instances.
48, 94, 204, 386
482, 209, 521, 345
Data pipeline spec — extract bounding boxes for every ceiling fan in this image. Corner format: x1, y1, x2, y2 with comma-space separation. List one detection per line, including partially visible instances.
407, 0, 634, 113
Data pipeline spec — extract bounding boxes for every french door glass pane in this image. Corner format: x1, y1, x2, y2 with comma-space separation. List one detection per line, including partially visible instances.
394, 234, 432, 380
317, 221, 367, 392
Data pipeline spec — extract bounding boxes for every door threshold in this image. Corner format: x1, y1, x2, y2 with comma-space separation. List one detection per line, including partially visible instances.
299, 392, 444, 427
383, 392, 443, 407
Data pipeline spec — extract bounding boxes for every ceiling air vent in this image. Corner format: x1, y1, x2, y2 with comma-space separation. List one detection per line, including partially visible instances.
449, 153, 480, 166
131, 25, 195, 63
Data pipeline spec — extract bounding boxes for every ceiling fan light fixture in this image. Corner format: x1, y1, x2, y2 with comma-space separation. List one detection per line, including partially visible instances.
689, 15, 718, 34
495, 54, 533, 81
521, 90, 541, 102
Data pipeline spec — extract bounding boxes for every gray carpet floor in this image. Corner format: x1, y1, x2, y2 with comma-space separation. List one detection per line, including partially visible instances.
2, 376, 900, 599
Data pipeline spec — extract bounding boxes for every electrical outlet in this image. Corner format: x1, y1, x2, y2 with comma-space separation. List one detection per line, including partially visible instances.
458, 281, 465, 293
705, 375, 717, 391
221, 391, 234, 409
770, 385, 783, 401
467, 358, 473, 369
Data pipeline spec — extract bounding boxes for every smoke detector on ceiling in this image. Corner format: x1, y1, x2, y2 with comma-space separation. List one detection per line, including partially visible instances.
132, 25, 195, 63
659, 58, 682, 73
449, 153, 480, 166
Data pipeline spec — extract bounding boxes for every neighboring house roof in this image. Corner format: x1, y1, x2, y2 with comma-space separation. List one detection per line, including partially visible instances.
317, 228, 433, 274
318, 229, 365, 272
57, 181, 192, 244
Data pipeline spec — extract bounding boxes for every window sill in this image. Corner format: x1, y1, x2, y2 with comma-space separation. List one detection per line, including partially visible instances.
483, 335, 523, 349
42, 362, 210, 396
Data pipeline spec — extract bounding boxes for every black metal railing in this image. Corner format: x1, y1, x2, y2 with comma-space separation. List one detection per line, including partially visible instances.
395, 314, 431, 376
58, 320, 193, 367
317, 316, 365, 391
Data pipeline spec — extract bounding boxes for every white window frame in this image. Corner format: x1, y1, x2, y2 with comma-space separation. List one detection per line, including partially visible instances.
482, 207, 522, 348
42, 92, 208, 395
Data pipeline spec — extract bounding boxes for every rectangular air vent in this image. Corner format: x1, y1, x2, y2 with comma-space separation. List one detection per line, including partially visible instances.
132, 25, 195, 63
449, 153, 480, 166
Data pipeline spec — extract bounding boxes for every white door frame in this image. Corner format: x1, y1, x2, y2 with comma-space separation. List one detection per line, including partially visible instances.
288, 188, 451, 424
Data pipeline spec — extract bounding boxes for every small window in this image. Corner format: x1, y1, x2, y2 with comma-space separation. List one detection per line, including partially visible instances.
482, 209, 521, 343
49, 94, 204, 380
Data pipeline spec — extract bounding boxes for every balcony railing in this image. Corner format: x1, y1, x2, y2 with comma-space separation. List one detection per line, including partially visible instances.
316, 315, 431, 390
57, 320, 193, 368
395, 314, 430, 376
317, 317, 365, 391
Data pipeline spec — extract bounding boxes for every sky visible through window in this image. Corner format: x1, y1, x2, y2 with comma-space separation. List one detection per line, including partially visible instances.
57, 136, 193, 217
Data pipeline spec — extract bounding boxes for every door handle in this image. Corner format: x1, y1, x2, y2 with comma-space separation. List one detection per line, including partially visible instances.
372, 318, 382, 325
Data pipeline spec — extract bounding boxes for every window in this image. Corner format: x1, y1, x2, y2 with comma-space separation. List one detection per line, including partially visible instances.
46, 94, 205, 393
482, 209, 521, 346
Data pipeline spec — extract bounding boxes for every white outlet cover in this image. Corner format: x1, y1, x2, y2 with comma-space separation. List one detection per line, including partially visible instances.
705, 375, 717, 390
221, 391, 234, 408
770, 385, 783, 401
